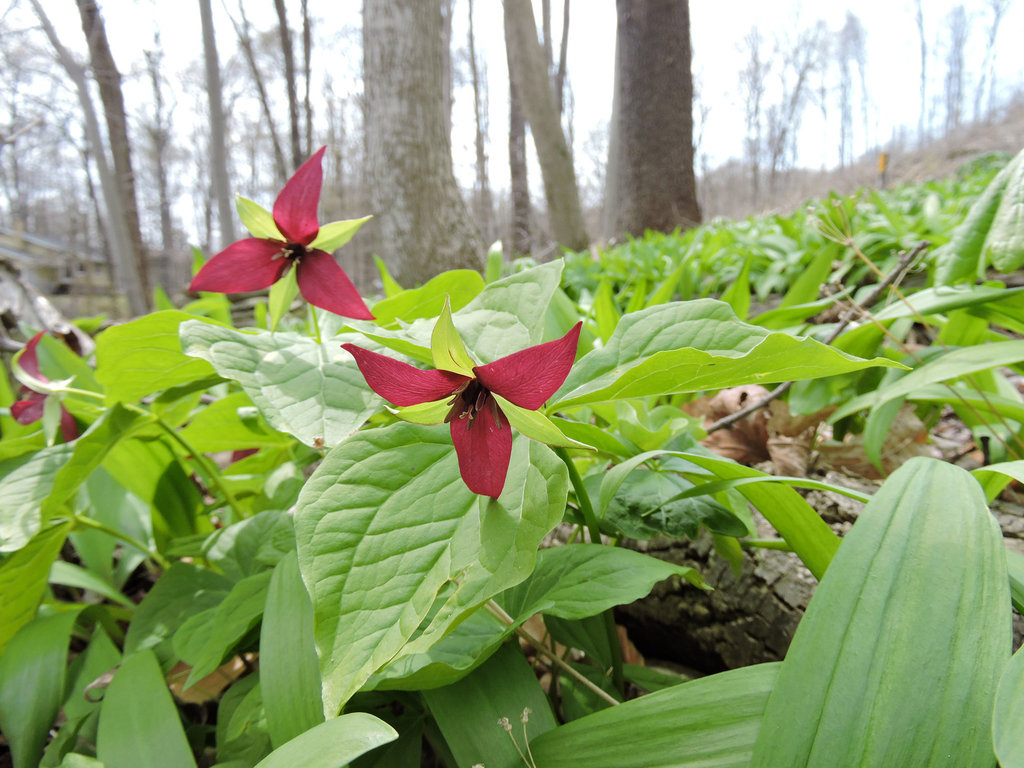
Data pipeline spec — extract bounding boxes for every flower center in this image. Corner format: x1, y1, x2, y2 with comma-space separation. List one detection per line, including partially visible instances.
444, 378, 501, 431
281, 242, 308, 263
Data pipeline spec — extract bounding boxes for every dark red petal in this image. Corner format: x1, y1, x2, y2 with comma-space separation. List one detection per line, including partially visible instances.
189, 238, 288, 293
11, 392, 45, 424
19, 331, 46, 380
475, 322, 582, 410
273, 146, 325, 245
59, 407, 79, 442
341, 344, 468, 406
450, 400, 512, 498
296, 250, 375, 320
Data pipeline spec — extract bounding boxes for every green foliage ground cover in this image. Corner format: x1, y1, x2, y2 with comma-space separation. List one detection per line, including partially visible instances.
1, 148, 1023, 767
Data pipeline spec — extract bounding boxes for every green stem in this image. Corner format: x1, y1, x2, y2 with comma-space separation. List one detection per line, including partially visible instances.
553, 446, 625, 697
485, 600, 620, 708
740, 538, 795, 552
73, 514, 170, 570
310, 304, 322, 344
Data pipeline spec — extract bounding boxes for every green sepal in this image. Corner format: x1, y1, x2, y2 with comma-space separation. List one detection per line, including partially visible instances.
430, 298, 476, 376
235, 195, 282, 240
310, 215, 371, 252
494, 393, 594, 450
268, 267, 299, 332
392, 399, 450, 425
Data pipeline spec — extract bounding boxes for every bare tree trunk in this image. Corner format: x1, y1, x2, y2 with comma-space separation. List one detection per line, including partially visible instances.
198, 0, 236, 249
144, 46, 177, 291
274, 0, 302, 169
555, 1, 570, 115
943, 4, 968, 135
503, 0, 588, 251
441, 0, 455, 139
30, 0, 146, 315
76, 0, 151, 304
915, 0, 927, 145
230, 2, 288, 185
467, 0, 494, 242
508, 76, 531, 256
609, 0, 701, 237
301, 0, 313, 156
364, 0, 484, 286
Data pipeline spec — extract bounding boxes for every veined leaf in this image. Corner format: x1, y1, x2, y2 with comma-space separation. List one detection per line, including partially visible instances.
0, 523, 70, 653
994, 646, 1024, 768
253, 713, 396, 768
0, 443, 75, 553
372, 270, 484, 326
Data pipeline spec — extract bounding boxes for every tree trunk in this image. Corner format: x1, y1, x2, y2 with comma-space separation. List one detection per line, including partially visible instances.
609, 0, 701, 237
301, 0, 313, 156
363, 0, 484, 286
76, 0, 151, 305
503, 0, 588, 251
30, 0, 146, 316
273, 0, 302, 168
507, 74, 531, 257
467, 0, 494, 242
144, 47, 178, 291
198, 0, 236, 249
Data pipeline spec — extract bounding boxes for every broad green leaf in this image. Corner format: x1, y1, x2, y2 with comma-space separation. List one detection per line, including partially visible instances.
779, 246, 832, 307
430, 297, 476, 376
0, 523, 70, 652
63, 626, 120, 723
872, 283, 1024, 321
96, 649, 198, 768
175, 569, 273, 688
751, 458, 1009, 767
493, 393, 592, 450
261, 551, 324, 744
831, 338, 1024, 422
987, 148, 1024, 272
180, 321, 380, 448
267, 266, 299, 332
178, 392, 291, 452
295, 423, 566, 714
423, 644, 557, 768
993, 646, 1024, 768
552, 301, 901, 409
58, 756, 104, 768
500, 544, 703, 621
253, 713, 396, 768
0, 442, 75, 552
49, 561, 133, 607
530, 663, 779, 768
593, 279, 621, 343
310, 215, 371, 252
372, 270, 484, 326
720, 254, 753, 319
0, 611, 80, 768
373, 255, 403, 297
204, 509, 294, 581
95, 311, 220, 404
216, 676, 272, 764
235, 195, 282, 239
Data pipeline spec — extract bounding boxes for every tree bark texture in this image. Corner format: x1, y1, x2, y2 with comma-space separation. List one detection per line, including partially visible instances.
274, 0, 302, 169
507, 76, 531, 257
609, 0, 701, 238
503, 0, 588, 251
76, 0, 152, 303
363, 0, 484, 286
467, 0, 494, 242
198, 0, 236, 249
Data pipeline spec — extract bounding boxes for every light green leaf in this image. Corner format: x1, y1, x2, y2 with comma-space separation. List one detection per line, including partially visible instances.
720, 254, 753, 319
95, 311, 220, 404
423, 644, 557, 768
994, 646, 1024, 768
392, 399, 450, 425
372, 269, 484, 326
309, 215, 371, 252
49, 561, 133, 607
553, 300, 901, 408
530, 663, 779, 768
987, 149, 1024, 272
493, 393, 592, 450
260, 551, 324, 744
179, 392, 291, 452
373, 255, 403, 297
431, 297, 476, 376
831, 338, 1024, 422
751, 458, 1009, 767
0, 611, 80, 768
180, 321, 380, 448
295, 423, 566, 714
872, 284, 1024, 321
235, 195, 282, 239
0, 523, 70, 653
0, 443, 75, 552
96, 649, 198, 768
253, 712, 396, 768
593, 279, 621, 343
268, 266, 299, 332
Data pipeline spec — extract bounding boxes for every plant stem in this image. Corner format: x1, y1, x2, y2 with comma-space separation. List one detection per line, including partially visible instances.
552, 447, 625, 696
740, 538, 794, 552
485, 600, 620, 708
310, 304, 322, 344
73, 514, 170, 570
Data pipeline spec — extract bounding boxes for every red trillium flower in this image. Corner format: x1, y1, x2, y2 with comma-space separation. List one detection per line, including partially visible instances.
189, 146, 374, 320
11, 331, 78, 442
343, 307, 584, 498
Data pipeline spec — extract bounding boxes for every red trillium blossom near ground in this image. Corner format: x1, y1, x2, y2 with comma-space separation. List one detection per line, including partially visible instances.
189, 146, 374, 320
11, 331, 78, 442
343, 310, 583, 498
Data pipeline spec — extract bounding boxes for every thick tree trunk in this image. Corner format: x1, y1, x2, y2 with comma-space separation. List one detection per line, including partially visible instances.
610, 0, 701, 237
76, 0, 152, 304
503, 0, 588, 251
507, 77, 531, 257
198, 0, 236, 248
273, 0, 302, 169
364, 0, 484, 286
467, 0, 494, 242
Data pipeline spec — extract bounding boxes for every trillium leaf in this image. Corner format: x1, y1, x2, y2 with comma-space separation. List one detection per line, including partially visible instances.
294, 423, 566, 714
235, 195, 283, 240
492, 393, 592, 450
551, 300, 902, 409
372, 269, 484, 326
252, 712, 397, 768
750, 458, 1010, 767
0, 443, 76, 553
0, 523, 70, 654
431, 298, 476, 376
180, 320, 380, 448
993, 647, 1024, 768
309, 215, 371, 252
